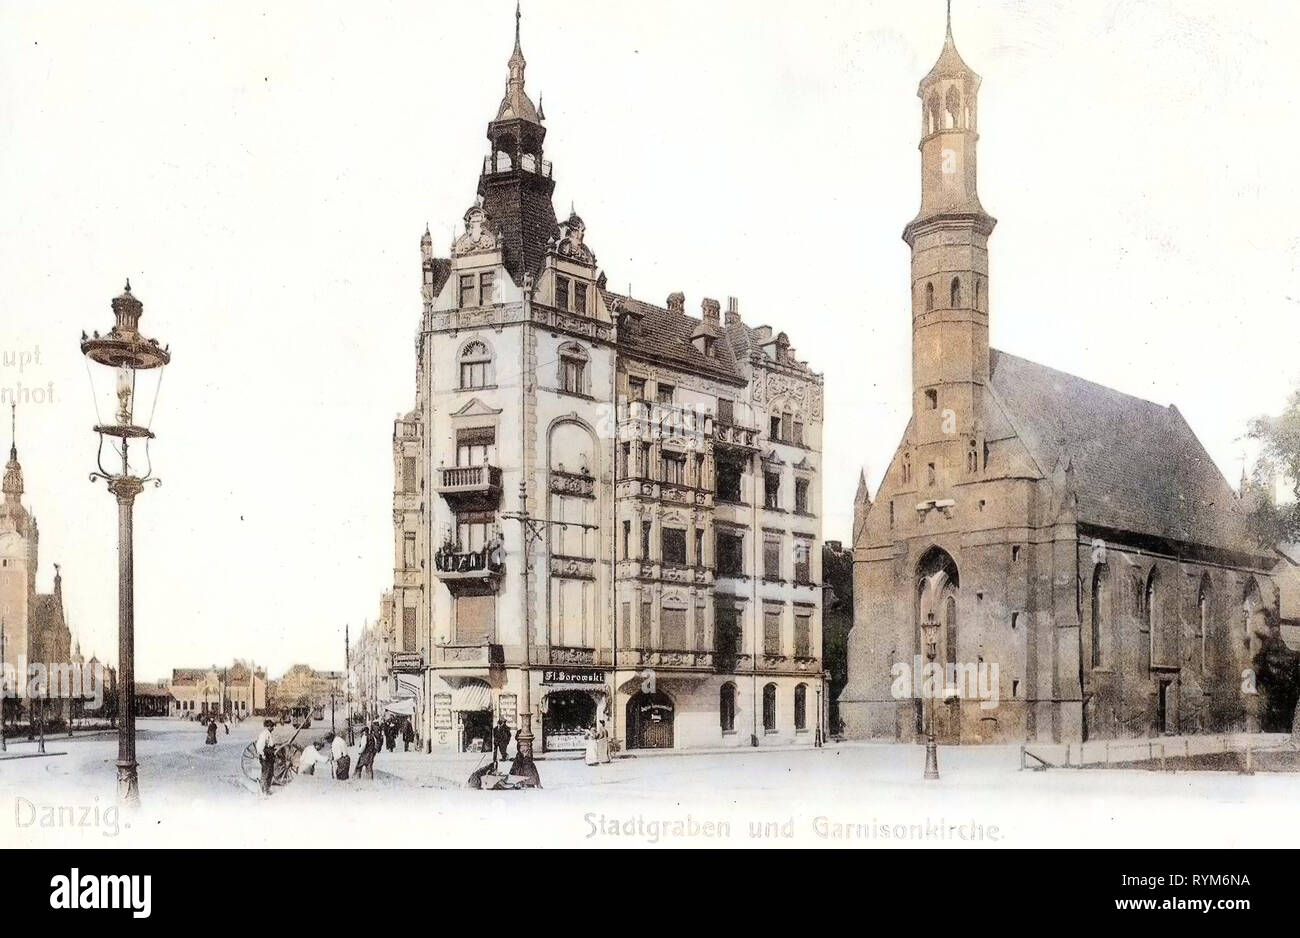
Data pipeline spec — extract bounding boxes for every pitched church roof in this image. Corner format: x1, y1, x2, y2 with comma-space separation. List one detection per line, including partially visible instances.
988, 349, 1261, 557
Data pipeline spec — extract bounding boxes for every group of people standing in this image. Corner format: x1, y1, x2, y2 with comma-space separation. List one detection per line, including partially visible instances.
290, 715, 416, 787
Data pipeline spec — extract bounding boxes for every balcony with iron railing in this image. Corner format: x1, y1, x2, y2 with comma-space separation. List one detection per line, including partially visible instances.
483, 152, 553, 178
434, 463, 502, 507
433, 546, 504, 592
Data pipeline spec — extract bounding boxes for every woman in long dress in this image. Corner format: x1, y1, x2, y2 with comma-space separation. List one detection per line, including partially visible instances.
584, 724, 599, 766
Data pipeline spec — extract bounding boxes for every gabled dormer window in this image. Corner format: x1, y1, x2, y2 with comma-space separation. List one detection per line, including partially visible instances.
555, 275, 570, 311
573, 281, 588, 315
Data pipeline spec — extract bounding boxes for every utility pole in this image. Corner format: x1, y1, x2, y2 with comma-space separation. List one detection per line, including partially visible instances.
345, 624, 354, 745
502, 480, 599, 788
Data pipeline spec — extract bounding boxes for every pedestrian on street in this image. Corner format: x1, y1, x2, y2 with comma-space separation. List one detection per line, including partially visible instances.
383, 718, 397, 752
354, 721, 379, 780
255, 719, 277, 795
298, 739, 324, 776
328, 731, 350, 780
205, 718, 218, 746
492, 718, 512, 762
401, 718, 415, 752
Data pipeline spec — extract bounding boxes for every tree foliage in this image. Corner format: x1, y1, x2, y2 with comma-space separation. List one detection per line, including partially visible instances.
1245, 389, 1300, 547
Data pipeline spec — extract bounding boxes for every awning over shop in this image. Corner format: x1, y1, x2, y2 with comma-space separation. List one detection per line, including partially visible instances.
452, 680, 491, 712
384, 697, 416, 717
395, 674, 421, 699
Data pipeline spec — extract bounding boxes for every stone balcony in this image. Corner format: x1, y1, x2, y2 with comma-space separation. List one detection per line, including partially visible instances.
616, 559, 713, 586
432, 643, 503, 668
434, 464, 502, 509
714, 419, 762, 451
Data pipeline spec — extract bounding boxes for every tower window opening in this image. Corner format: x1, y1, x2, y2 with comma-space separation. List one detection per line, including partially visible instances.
950, 277, 961, 309
925, 389, 938, 410
925, 282, 935, 312
945, 86, 962, 129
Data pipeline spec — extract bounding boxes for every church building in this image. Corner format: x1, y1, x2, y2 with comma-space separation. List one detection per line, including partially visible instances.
0, 408, 76, 722
387, 6, 826, 754
839, 11, 1281, 744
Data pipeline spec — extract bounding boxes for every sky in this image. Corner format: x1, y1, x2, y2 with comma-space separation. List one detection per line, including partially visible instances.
1, 0, 1298, 681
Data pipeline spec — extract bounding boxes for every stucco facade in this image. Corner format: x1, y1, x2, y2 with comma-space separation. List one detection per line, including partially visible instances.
385, 11, 826, 755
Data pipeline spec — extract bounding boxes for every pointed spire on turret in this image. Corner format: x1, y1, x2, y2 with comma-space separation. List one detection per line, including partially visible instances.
496, 0, 540, 123
922, 0, 977, 88
2, 404, 22, 504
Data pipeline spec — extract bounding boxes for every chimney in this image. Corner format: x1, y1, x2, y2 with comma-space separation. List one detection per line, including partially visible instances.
666, 292, 686, 314
725, 296, 741, 327
702, 297, 720, 324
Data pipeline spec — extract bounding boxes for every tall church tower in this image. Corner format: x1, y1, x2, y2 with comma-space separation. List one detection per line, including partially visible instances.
902, 5, 995, 479
478, 1, 559, 286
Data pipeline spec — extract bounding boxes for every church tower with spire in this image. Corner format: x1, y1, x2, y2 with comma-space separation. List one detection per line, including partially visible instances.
903, 3, 995, 481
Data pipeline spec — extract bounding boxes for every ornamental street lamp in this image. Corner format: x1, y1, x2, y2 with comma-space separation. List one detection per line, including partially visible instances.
503, 480, 599, 789
921, 613, 940, 781
81, 279, 170, 805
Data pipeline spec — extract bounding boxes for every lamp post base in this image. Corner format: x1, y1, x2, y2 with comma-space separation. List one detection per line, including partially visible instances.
512, 723, 542, 789
117, 761, 140, 805
924, 735, 940, 781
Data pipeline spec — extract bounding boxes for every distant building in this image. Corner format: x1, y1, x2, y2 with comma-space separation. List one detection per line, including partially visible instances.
169, 663, 266, 719
350, 600, 395, 722
0, 409, 76, 723
268, 664, 344, 719
133, 681, 173, 717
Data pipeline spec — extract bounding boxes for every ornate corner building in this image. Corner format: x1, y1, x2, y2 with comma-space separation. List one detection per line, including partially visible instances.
839, 13, 1281, 745
386, 8, 826, 753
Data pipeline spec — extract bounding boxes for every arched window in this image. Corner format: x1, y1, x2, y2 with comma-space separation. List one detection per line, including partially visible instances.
1145, 569, 1160, 667
720, 683, 736, 733
944, 595, 957, 666
794, 683, 808, 731
950, 277, 962, 309
1198, 576, 1212, 676
945, 86, 962, 129
925, 282, 935, 312
458, 340, 493, 389
558, 342, 589, 396
966, 440, 978, 474
1091, 565, 1109, 668
762, 683, 777, 733
927, 93, 941, 135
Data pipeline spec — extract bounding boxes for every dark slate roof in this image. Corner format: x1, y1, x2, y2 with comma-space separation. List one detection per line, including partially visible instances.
171, 668, 208, 685
31, 594, 63, 632
604, 291, 746, 386
988, 349, 1260, 556
429, 258, 452, 297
